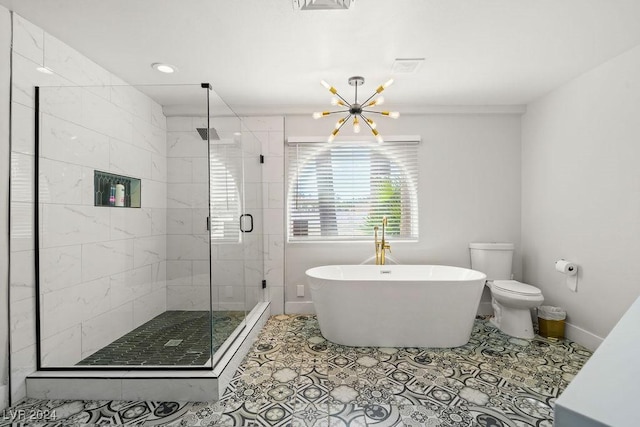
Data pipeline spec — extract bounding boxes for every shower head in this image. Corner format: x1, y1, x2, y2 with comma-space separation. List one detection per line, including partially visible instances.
196, 127, 220, 140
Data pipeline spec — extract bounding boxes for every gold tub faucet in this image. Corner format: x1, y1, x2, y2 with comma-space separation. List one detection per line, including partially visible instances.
374, 216, 391, 265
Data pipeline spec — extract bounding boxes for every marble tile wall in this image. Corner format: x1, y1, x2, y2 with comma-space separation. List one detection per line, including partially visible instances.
9, 13, 167, 401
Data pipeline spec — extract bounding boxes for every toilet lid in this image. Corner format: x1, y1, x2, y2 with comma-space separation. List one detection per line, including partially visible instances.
493, 280, 542, 296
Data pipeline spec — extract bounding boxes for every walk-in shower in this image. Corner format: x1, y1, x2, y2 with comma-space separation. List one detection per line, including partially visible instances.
33, 83, 264, 371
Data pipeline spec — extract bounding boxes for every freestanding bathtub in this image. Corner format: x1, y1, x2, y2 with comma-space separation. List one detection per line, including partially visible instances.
305, 265, 486, 348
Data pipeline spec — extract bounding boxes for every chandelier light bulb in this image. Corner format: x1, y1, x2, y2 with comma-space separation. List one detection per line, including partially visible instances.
376, 134, 384, 143
366, 118, 377, 129
389, 111, 400, 119
367, 96, 384, 107
313, 111, 330, 119
383, 79, 394, 89
335, 118, 346, 129
353, 116, 361, 133
328, 128, 339, 143
320, 80, 331, 89
331, 97, 345, 106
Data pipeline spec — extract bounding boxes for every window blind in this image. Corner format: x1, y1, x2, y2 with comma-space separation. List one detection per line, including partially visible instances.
287, 139, 419, 241
210, 144, 242, 243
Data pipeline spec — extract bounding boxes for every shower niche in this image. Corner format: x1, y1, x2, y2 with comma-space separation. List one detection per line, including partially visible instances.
93, 170, 141, 208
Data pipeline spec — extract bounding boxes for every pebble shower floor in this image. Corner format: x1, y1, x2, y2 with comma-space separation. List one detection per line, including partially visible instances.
1, 314, 592, 426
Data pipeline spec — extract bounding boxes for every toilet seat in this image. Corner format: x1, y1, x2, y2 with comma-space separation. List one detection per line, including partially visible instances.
493, 280, 541, 297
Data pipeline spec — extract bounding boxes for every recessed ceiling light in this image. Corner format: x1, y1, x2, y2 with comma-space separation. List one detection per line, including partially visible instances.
36, 66, 54, 75
151, 63, 177, 74
391, 58, 425, 74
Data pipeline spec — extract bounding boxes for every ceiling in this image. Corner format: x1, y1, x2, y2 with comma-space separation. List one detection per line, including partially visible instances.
2, 0, 640, 115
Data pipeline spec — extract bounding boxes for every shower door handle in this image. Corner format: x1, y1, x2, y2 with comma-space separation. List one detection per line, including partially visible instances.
240, 214, 253, 233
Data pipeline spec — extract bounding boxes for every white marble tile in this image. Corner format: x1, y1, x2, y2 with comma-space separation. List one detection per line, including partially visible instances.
41, 204, 110, 248
217, 242, 244, 260
244, 260, 263, 289
192, 260, 210, 287
243, 182, 259, 209
44, 33, 110, 92
110, 265, 152, 308
242, 132, 264, 157
10, 153, 34, 203
82, 89, 132, 142
26, 378, 122, 401
41, 325, 81, 367
167, 183, 208, 209
38, 158, 84, 205
265, 260, 284, 288
39, 244, 82, 293
11, 344, 37, 402
110, 207, 152, 240
167, 157, 192, 183
166, 208, 192, 234
268, 131, 285, 157
267, 234, 285, 261
80, 167, 96, 206
166, 234, 209, 260
151, 152, 167, 182
10, 202, 34, 252
78, 276, 111, 322
191, 208, 209, 235
268, 182, 284, 209
263, 208, 284, 236
243, 233, 264, 261
81, 302, 133, 359
166, 116, 193, 132
13, 14, 44, 64
109, 138, 152, 179
40, 112, 110, 170
167, 131, 208, 158
81, 239, 134, 282
211, 116, 241, 133
192, 157, 209, 184
133, 288, 166, 328
263, 155, 284, 183
150, 208, 167, 236
121, 378, 217, 401
167, 286, 210, 310
10, 250, 35, 302
141, 179, 167, 209
241, 116, 284, 132
151, 102, 166, 130
268, 286, 285, 315
151, 261, 167, 291
10, 53, 70, 110
10, 102, 35, 155
39, 86, 84, 125
133, 235, 166, 269
41, 284, 85, 338
132, 115, 162, 154
212, 260, 244, 287
10, 297, 36, 352
110, 84, 151, 121
166, 260, 193, 287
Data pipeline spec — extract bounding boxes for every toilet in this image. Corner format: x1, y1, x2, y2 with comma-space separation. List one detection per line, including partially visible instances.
469, 243, 544, 339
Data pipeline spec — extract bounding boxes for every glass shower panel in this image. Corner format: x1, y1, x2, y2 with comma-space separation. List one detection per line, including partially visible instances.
35, 84, 213, 369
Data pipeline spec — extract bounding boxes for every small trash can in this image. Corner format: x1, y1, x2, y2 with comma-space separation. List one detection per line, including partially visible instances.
537, 305, 566, 338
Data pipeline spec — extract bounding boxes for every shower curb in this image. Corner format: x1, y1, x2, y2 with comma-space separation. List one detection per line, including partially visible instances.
24, 302, 271, 402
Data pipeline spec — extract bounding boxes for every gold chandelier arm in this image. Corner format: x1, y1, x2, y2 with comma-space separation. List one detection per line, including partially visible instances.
360, 113, 375, 130
332, 91, 352, 107
328, 113, 352, 142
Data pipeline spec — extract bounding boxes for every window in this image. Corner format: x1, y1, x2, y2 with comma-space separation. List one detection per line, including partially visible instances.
287, 137, 419, 241
210, 146, 242, 243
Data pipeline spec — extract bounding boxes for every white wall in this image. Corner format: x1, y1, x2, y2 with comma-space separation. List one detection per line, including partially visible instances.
0, 4, 11, 411
522, 43, 640, 349
284, 114, 522, 312
9, 13, 167, 400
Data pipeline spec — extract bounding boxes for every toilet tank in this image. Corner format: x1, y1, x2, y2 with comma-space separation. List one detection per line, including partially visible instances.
469, 243, 514, 281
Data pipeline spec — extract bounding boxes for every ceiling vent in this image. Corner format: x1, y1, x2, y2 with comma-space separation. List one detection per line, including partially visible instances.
294, 0, 354, 10
391, 58, 425, 74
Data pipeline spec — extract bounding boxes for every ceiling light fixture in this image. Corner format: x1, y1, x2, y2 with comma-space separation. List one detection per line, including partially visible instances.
294, 0, 354, 10
313, 76, 399, 143
151, 63, 177, 74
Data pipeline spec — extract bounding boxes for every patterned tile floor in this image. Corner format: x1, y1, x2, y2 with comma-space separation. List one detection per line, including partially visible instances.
77, 311, 246, 366
2, 314, 592, 426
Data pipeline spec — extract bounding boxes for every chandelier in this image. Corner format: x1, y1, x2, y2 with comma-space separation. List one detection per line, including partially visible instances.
313, 76, 399, 143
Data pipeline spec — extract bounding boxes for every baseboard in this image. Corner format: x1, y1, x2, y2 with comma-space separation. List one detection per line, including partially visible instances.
565, 321, 603, 351
477, 301, 493, 316
285, 301, 315, 314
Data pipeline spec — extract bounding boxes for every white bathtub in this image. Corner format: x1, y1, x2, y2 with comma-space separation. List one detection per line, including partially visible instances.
305, 265, 486, 348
